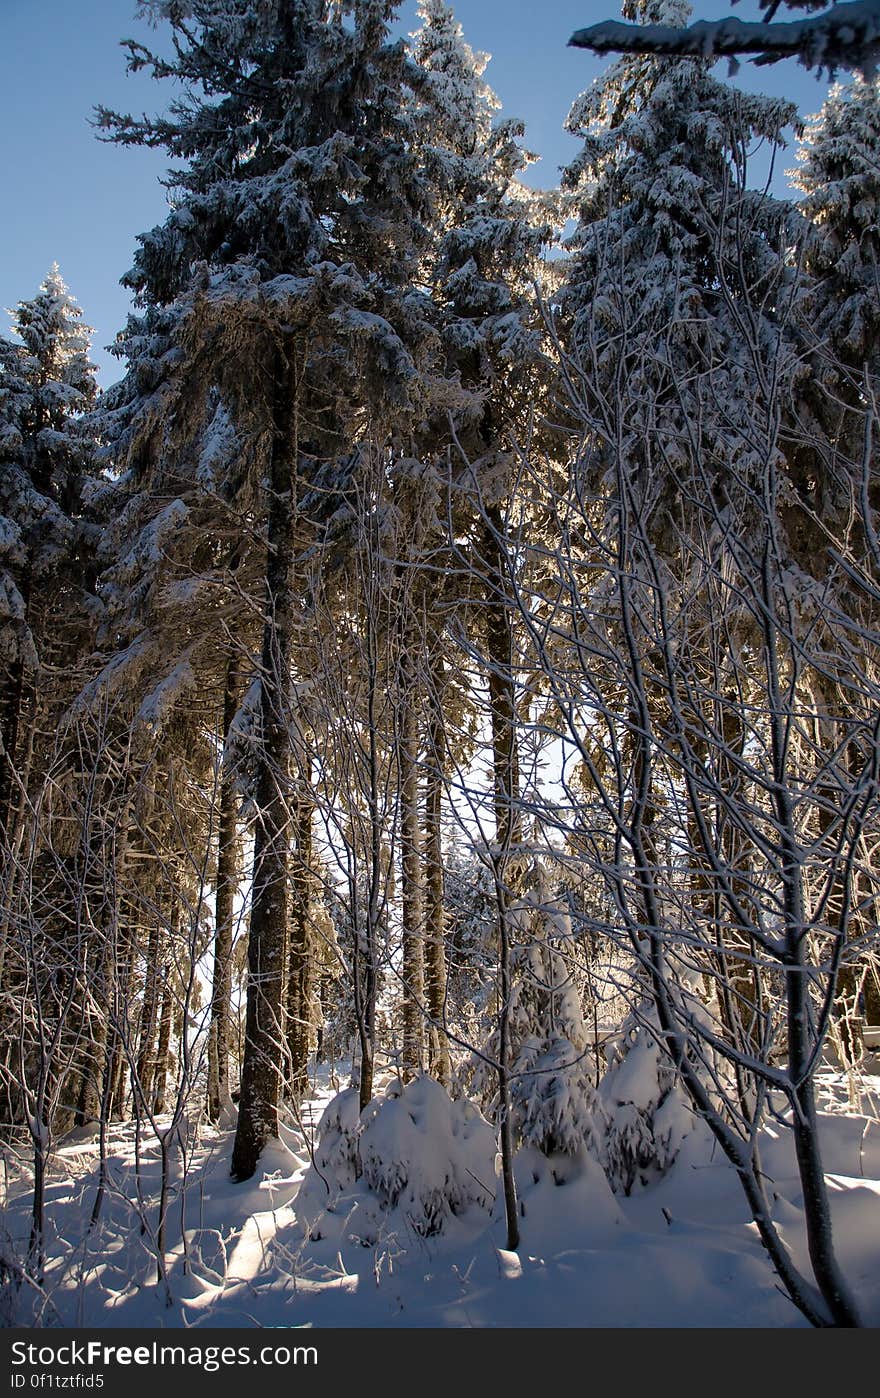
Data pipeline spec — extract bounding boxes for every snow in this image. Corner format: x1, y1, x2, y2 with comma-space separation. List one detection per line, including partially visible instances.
3, 1062, 878, 1329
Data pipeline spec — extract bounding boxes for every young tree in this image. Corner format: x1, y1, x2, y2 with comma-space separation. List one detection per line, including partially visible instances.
528, 2, 869, 1325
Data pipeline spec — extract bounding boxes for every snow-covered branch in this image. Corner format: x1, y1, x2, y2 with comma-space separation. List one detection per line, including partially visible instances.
569, 1, 880, 74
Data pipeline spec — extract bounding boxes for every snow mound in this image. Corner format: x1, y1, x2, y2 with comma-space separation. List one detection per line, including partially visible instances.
512, 1143, 626, 1248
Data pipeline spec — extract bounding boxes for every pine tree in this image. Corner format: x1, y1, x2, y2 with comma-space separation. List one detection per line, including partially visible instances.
789, 74, 880, 538
0, 267, 99, 1115
794, 75, 880, 378
0, 269, 99, 1268
562, 2, 800, 535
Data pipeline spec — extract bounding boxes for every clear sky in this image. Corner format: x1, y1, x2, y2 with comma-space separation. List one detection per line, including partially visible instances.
0, 0, 835, 385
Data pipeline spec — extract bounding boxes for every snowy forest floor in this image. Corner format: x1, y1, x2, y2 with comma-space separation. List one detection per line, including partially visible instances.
3, 1064, 880, 1329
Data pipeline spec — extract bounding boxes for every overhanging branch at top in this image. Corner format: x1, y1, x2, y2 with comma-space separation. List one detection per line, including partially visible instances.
569, 1, 880, 74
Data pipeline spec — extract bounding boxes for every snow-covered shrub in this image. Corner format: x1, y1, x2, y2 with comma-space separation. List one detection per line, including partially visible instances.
510, 1033, 603, 1158
598, 1002, 693, 1194
472, 859, 603, 1158
442, 842, 497, 1052
310, 1086, 362, 1192
358, 1075, 496, 1236
295, 1077, 496, 1242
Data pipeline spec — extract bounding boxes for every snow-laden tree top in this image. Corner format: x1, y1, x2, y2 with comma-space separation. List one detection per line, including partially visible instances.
570, 0, 880, 76
5, 265, 96, 434
411, 0, 499, 154
792, 75, 880, 357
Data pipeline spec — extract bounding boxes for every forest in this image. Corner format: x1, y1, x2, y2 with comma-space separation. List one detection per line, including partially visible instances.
2, 0, 880, 1331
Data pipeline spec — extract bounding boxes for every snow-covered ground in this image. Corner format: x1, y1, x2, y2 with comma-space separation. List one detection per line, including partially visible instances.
3, 1064, 879, 1329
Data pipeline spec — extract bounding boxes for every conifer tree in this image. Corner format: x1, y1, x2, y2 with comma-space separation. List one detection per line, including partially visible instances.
789, 73, 880, 542
98, 0, 448, 1180
794, 76, 880, 386
0, 269, 99, 1268
791, 75, 880, 1033
0, 267, 97, 840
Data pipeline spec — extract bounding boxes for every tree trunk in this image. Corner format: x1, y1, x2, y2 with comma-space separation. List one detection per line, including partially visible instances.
231, 348, 297, 1182
786, 942, 862, 1325
152, 968, 173, 1115
0, 509, 40, 850
0, 656, 26, 846
207, 659, 239, 1122
356, 602, 383, 1113
484, 514, 520, 852
864, 962, 880, 1024
136, 920, 162, 1111
482, 508, 520, 1250
105, 908, 136, 1121
74, 965, 110, 1127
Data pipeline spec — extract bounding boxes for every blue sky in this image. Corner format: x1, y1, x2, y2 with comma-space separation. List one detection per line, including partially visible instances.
0, 1, 835, 385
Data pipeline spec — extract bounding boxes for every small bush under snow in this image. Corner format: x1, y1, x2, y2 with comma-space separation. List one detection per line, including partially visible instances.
599, 1004, 693, 1195
295, 1076, 496, 1242
471, 858, 604, 1160
359, 1076, 496, 1235
509, 1033, 603, 1158
310, 1086, 362, 1189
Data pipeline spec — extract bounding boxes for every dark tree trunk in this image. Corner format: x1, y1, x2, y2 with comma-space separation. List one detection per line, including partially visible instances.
484, 515, 520, 852
424, 683, 450, 1087
136, 920, 162, 1110
152, 968, 173, 1115
105, 910, 136, 1121
482, 508, 520, 1250
231, 348, 297, 1182
74, 976, 110, 1127
400, 642, 424, 1081
74, 889, 121, 1128
0, 656, 26, 845
356, 608, 383, 1113
864, 963, 880, 1024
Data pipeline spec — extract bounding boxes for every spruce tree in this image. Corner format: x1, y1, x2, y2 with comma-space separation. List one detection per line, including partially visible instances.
0, 267, 97, 839
409, 0, 556, 1249
791, 76, 880, 1031
98, 0, 448, 1180
790, 75, 880, 532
